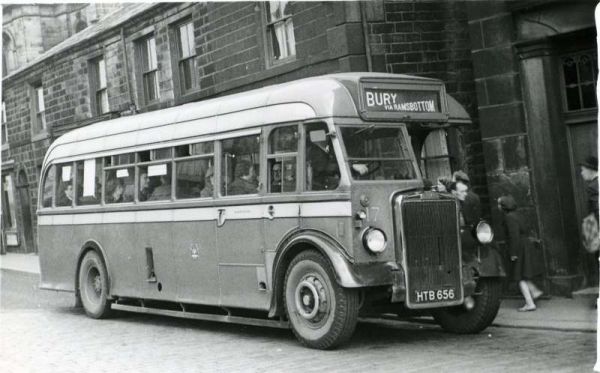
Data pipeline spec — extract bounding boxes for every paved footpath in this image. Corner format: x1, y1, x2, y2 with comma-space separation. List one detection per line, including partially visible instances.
1, 270, 597, 373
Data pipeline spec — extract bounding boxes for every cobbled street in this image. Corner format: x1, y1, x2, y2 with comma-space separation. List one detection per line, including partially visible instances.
0, 269, 596, 373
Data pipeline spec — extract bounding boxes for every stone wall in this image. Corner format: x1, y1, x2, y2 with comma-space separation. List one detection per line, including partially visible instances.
367, 0, 487, 207
465, 2, 539, 245
1, 2, 366, 252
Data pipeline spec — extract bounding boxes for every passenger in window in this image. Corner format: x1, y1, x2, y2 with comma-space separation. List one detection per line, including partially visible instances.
57, 183, 74, 206
270, 162, 282, 193
200, 167, 214, 198
228, 159, 258, 195
283, 162, 296, 192
139, 173, 151, 201
123, 181, 135, 202
111, 180, 125, 203
148, 175, 171, 201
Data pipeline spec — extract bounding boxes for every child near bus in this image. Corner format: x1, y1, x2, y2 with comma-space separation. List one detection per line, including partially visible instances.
498, 195, 543, 311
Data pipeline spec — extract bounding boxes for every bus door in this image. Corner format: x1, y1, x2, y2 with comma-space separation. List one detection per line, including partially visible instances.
130, 158, 180, 301
171, 143, 220, 305
263, 125, 302, 295
172, 209, 219, 305
216, 134, 269, 309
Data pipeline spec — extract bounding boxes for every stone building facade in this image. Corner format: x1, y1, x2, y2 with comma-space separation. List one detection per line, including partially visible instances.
1, 1, 597, 293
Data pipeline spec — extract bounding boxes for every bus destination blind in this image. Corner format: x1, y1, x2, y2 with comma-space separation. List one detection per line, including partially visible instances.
363, 89, 441, 114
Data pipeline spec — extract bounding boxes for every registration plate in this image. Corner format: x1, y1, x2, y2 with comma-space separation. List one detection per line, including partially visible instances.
414, 288, 456, 303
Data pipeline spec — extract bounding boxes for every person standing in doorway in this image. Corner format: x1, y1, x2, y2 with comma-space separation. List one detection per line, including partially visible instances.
580, 156, 599, 221
498, 195, 543, 312
579, 156, 599, 286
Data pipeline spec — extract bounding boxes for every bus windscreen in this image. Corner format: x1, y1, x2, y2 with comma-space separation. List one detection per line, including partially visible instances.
340, 126, 416, 181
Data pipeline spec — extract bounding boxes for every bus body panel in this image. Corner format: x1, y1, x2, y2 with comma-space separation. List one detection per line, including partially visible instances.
348, 182, 423, 265
104, 222, 142, 297
171, 221, 220, 305
216, 207, 269, 310
38, 224, 78, 292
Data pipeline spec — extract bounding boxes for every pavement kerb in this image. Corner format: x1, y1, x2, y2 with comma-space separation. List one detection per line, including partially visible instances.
490, 323, 596, 333
1, 253, 596, 333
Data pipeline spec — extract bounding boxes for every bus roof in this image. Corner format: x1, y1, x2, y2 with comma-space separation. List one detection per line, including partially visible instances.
43, 73, 467, 165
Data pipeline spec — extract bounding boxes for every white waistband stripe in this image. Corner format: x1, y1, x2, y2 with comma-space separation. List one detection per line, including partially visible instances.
38, 202, 352, 226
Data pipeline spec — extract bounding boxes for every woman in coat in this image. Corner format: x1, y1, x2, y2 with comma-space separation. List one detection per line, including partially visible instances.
498, 195, 543, 311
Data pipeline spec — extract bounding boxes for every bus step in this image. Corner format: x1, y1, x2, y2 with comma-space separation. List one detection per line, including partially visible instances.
111, 303, 290, 329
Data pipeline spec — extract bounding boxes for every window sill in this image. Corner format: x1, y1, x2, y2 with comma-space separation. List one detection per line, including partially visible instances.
174, 89, 203, 106
139, 101, 163, 113
267, 56, 297, 70
1, 143, 9, 151
31, 131, 49, 142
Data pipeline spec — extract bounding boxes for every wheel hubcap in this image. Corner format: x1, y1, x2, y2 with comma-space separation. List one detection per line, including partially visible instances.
295, 275, 328, 322
86, 267, 102, 302
93, 275, 102, 295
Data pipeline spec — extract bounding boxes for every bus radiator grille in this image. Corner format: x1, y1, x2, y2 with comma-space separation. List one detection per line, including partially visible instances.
400, 199, 461, 305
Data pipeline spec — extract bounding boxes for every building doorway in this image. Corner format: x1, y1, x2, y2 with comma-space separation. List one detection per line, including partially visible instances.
559, 50, 598, 284
17, 170, 35, 253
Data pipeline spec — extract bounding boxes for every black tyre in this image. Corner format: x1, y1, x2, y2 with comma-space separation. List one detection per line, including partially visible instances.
284, 250, 359, 349
434, 278, 502, 334
78, 251, 112, 319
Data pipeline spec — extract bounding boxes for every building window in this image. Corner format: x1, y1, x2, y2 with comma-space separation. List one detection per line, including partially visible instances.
265, 1, 296, 64
89, 57, 109, 115
137, 35, 160, 105
173, 20, 198, 95
3, 32, 15, 75
1, 174, 17, 230
30, 82, 46, 136
1, 101, 7, 146
561, 51, 598, 111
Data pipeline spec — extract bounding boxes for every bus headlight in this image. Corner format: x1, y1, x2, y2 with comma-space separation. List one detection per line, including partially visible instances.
475, 221, 494, 244
362, 227, 387, 254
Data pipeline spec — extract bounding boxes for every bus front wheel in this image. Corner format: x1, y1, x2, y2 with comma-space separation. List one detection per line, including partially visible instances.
78, 251, 112, 319
284, 250, 359, 349
433, 278, 502, 334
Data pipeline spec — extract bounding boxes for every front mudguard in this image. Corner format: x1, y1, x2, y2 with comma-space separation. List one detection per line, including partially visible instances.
464, 243, 506, 278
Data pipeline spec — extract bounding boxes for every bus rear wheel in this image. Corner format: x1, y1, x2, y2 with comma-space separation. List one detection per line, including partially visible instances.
284, 250, 359, 349
79, 251, 112, 319
433, 278, 502, 334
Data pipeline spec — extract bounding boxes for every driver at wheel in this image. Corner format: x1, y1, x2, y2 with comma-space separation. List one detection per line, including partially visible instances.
307, 139, 339, 190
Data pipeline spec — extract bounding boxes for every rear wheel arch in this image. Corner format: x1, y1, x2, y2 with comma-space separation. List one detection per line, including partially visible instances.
75, 240, 112, 302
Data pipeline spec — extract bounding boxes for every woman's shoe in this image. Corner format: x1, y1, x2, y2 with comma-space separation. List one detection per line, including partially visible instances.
532, 290, 543, 300
518, 305, 536, 312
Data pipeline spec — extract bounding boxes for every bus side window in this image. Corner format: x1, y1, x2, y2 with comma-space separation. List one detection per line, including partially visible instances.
305, 123, 339, 191
105, 167, 135, 204
140, 163, 172, 201
174, 142, 214, 199
221, 135, 260, 196
75, 159, 102, 206
41, 165, 55, 208
268, 125, 298, 193
55, 163, 74, 207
